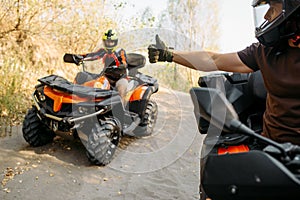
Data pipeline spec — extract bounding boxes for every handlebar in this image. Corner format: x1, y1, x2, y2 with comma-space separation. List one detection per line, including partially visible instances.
63, 53, 83, 65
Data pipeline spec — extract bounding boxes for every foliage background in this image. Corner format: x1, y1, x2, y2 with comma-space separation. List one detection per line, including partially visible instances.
0, 0, 220, 126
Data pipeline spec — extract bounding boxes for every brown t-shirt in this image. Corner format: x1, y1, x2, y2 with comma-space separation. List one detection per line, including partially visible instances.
238, 43, 300, 145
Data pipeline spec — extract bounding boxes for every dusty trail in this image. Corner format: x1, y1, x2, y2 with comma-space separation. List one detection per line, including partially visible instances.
0, 88, 204, 200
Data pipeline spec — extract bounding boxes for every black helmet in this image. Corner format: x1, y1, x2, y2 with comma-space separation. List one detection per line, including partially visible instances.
252, 0, 300, 47
102, 29, 118, 50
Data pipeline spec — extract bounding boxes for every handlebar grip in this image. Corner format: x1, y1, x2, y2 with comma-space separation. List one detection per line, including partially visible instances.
63, 53, 83, 65
63, 53, 76, 63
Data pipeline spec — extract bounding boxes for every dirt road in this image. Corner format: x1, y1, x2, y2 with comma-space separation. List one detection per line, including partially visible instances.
0, 88, 204, 200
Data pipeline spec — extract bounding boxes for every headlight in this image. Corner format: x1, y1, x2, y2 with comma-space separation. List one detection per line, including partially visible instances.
37, 91, 46, 102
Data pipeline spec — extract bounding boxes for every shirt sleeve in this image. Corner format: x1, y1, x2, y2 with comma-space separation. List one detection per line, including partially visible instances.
85, 48, 106, 60
237, 43, 261, 71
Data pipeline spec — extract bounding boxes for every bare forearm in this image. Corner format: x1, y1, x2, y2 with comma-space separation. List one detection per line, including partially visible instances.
172, 51, 217, 71
172, 51, 253, 73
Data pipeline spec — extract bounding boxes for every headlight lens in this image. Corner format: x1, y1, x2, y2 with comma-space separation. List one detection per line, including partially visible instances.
37, 91, 46, 102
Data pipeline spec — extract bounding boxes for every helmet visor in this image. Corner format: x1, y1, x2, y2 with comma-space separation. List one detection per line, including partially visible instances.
253, 1, 283, 30
103, 39, 118, 49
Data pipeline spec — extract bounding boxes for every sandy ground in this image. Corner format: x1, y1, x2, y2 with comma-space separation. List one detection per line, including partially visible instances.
0, 88, 204, 200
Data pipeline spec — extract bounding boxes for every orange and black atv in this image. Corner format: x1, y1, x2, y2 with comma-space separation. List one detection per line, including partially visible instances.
22, 52, 158, 166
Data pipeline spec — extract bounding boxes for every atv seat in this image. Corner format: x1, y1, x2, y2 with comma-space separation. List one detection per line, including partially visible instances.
127, 53, 146, 76
38, 75, 118, 98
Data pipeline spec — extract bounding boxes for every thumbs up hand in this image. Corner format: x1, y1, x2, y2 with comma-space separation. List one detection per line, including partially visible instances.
148, 35, 173, 63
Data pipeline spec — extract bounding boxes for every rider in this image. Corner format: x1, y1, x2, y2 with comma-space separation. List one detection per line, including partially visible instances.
82, 29, 129, 106
148, 0, 300, 145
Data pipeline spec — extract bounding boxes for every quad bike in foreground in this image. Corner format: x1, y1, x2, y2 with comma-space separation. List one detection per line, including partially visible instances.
22, 52, 158, 166
190, 71, 300, 200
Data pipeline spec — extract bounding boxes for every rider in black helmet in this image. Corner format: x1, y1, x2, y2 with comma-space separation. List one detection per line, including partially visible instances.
78, 29, 129, 106
148, 0, 300, 145
252, 0, 300, 47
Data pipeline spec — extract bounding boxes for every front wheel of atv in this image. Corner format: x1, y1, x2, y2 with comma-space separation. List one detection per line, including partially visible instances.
133, 100, 158, 137
86, 118, 121, 166
22, 106, 55, 147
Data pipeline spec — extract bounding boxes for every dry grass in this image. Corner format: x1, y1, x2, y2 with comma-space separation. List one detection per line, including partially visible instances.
0, 0, 115, 126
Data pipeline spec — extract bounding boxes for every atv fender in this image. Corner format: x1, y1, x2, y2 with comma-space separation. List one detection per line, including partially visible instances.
128, 86, 156, 117
129, 85, 148, 102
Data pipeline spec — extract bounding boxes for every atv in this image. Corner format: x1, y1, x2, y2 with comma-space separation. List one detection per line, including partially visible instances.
22, 52, 159, 166
190, 71, 300, 200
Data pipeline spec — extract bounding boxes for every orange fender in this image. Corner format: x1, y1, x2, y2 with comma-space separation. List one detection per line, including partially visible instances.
129, 85, 148, 102
44, 86, 103, 112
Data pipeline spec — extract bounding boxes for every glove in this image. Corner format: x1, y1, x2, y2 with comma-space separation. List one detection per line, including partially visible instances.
148, 34, 173, 63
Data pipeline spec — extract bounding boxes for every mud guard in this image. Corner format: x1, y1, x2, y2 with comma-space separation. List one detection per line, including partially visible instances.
128, 85, 156, 117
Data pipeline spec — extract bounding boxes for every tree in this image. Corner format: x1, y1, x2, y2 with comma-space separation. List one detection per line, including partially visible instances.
0, 0, 116, 125
0, 0, 222, 125
157, 0, 220, 87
